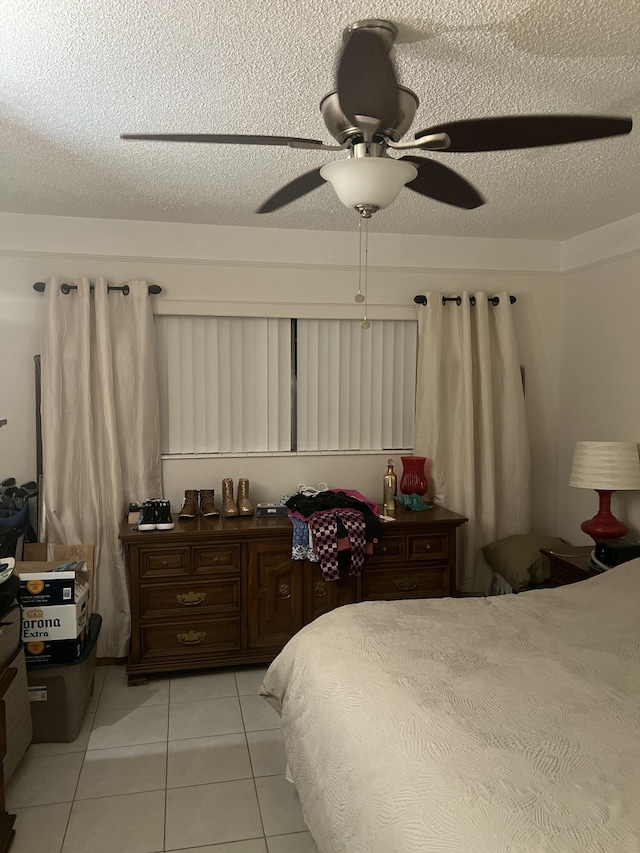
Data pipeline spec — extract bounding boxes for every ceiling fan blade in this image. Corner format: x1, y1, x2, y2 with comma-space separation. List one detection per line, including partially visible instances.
257, 167, 325, 213
337, 28, 399, 131
400, 156, 485, 209
415, 115, 633, 152
120, 133, 324, 147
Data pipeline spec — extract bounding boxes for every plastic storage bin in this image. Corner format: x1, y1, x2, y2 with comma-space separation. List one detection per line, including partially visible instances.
26, 613, 102, 743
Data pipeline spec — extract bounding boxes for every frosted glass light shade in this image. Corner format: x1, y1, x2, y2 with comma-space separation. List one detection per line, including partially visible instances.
569, 441, 640, 490
320, 158, 418, 210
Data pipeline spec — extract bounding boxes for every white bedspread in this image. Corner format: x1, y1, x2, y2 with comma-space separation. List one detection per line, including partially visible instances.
261, 561, 640, 853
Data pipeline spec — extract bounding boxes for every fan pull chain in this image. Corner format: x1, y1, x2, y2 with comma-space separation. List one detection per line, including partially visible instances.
361, 216, 370, 329
354, 218, 365, 305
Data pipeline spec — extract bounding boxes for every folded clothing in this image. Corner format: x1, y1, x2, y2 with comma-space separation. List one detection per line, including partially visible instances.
284, 490, 378, 521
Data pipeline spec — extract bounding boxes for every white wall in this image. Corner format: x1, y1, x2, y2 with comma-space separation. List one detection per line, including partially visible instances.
556, 217, 640, 543
0, 213, 562, 531
0, 254, 42, 486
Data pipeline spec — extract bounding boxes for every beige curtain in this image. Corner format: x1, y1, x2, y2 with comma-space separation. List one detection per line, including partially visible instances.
414, 291, 530, 594
41, 277, 162, 656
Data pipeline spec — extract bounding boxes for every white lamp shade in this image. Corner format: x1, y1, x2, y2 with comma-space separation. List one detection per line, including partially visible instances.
569, 441, 640, 490
320, 158, 418, 210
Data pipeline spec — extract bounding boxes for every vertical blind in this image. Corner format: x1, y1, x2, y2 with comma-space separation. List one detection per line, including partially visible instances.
296, 319, 417, 451
155, 316, 292, 453
156, 316, 417, 454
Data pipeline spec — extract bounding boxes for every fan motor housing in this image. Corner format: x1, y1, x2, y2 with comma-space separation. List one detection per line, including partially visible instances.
320, 87, 419, 144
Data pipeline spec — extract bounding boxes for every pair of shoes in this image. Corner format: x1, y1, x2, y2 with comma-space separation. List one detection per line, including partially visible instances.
178, 489, 221, 519
178, 480, 254, 519
138, 499, 174, 531
221, 478, 253, 517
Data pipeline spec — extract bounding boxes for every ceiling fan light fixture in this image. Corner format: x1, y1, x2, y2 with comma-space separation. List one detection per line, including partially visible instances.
121, 19, 632, 219
320, 157, 418, 212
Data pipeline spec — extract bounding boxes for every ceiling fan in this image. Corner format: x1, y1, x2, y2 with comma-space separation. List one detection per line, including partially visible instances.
121, 19, 633, 219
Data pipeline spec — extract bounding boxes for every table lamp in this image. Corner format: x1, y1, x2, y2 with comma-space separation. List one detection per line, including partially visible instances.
569, 441, 640, 539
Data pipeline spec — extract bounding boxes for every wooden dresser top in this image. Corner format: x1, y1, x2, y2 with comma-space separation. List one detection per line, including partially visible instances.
119, 502, 468, 544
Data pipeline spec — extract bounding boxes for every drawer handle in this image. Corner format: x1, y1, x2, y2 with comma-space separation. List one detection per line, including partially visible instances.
278, 583, 291, 600
314, 581, 327, 598
177, 631, 206, 646
161, 559, 169, 566
176, 591, 206, 607
381, 545, 388, 553
396, 577, 417, 592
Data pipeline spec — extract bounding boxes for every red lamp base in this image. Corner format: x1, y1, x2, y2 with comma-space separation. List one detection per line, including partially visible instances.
581, 490, 628, 540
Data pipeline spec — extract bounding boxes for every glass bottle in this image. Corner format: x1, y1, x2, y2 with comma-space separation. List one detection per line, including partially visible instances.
383, 459, 397, 515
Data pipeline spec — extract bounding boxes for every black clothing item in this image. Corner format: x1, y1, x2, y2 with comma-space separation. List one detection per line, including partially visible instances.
285, 491, 381, 545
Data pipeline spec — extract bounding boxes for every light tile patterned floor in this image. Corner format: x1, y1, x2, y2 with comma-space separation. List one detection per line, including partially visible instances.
7, 665, 319, 853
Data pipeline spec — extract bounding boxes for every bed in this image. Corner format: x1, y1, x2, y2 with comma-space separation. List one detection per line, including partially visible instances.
261, 560, 640, 852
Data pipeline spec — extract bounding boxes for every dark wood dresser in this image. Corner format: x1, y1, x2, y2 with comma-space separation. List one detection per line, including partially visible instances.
120, 504, 467, 684
0, 668, 17, 852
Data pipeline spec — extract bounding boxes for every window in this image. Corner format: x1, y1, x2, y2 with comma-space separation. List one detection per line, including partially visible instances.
296, 319, 416, 451
155, 316, 291, 454
155, 316, 417, 455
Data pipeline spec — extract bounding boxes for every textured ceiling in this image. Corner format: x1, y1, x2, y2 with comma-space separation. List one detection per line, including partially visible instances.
2, 0, 640, 239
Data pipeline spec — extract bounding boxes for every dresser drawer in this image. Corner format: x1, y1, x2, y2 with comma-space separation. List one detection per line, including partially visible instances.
141, 578, 241, 619
141, 617, 242, 658
362, 566, 448, 600
139, 546, 190, 578
192, 545, 241, 575
549, 561, 596, 587
407, 533, 449, 562
368, 535, 405, 564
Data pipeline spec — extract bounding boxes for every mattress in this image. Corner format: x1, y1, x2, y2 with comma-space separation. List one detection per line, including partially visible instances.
261, 561, 640, 853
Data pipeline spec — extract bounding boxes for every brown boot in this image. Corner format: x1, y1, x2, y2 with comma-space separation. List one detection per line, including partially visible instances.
237, 478, 254, 515
221, 478, 239, 517
200, 489, 220, 517
178, 489, 199, 519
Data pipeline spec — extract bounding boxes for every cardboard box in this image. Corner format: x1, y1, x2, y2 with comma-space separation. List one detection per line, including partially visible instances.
15, 561, 87, 606
22, 543, 94, 611
27, 614, 101, 741
21, 583, 89, 643
24, 624, 89, 666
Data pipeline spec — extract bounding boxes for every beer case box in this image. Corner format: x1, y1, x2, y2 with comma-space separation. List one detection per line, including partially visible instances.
21, 543, 95, 612
14, 559, 90, 607
24, 626, 89, 666
27, 613, 101, 742
21, 582, 89, 643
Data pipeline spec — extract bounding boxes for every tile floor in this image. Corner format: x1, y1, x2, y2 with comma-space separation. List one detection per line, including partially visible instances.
7, 664, 319, 853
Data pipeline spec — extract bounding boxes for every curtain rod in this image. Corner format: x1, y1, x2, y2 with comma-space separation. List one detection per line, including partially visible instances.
414, 294, 516, 306
33, 281, 162, 295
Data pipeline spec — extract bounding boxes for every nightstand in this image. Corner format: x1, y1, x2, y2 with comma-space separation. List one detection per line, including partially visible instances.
540, 545, 601, 587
